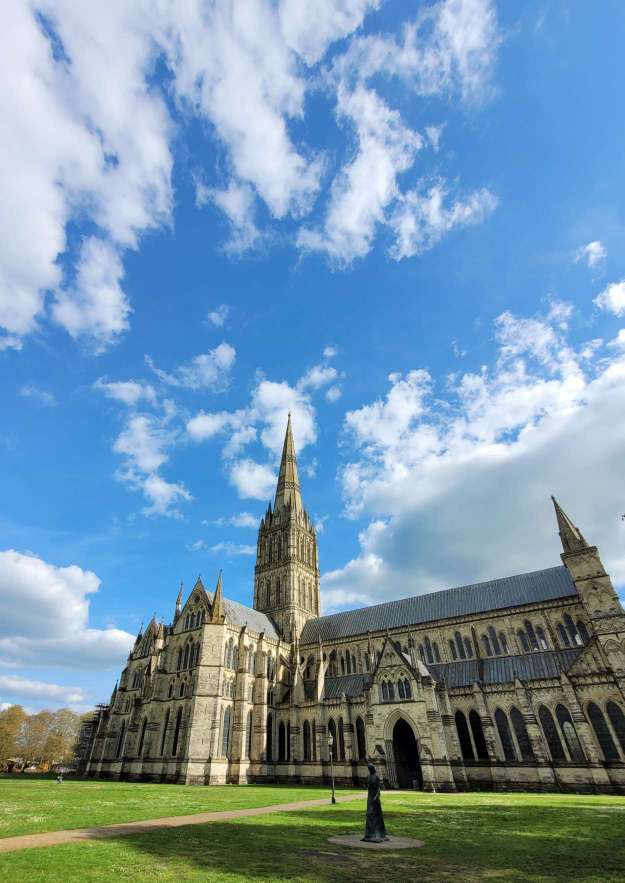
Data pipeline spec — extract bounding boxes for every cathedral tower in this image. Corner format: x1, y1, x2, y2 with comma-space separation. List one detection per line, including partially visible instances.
253, 415, 320, 641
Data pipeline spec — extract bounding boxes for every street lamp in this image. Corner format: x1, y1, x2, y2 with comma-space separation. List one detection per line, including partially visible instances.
327, 733, 337, 804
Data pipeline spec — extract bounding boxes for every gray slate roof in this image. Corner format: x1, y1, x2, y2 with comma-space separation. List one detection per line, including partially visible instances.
300, 566, 576, 644
207, 591, 279, 639
428, 648, 582, 688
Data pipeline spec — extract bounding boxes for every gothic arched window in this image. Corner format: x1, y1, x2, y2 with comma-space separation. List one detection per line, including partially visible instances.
510, 707, 534, 760
183, 644, 190, 669
455, 710, 475, 760
564, 614, 580, 646
518, 629, 530, 653
558, 623, 570, 647
464, 637, 474, 658
587, 702, 619, 760
455, 631, 466, 660
539, 706, 565, 761
433, 642, 441, 663
338, 718, 345, 760
403, 678, 411, 699
276, 578, 281, 605
387, 681, 395, 701
356, 716, 366, 760
172, 708, 183, 757
380, 681, 388, 702
525, 621, 539, 651
489, 626, 501, 656
160, 710, 169, 756
469, 710, 489, 760
449, 640, 457, 661
246, 709, 253, 759
425, 637, 433, 664
340, 655, 346, 675
499, 633, 508, 654
495, 709, 516, 760
607, 701, 625, 754
177, 649, 183, 671
266, 712, 273, 761
222, 706, 232, 757
116, 720, 126, 759
555, 704, 585, 762
482, 635, 492, 657
303, 720, 311, 760
536, 626, 548, 650
278, 722, 286, 760
577, 620, 590, 643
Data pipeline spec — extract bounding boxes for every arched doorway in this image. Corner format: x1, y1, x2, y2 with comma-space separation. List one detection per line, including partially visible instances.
392, 718, 422, 789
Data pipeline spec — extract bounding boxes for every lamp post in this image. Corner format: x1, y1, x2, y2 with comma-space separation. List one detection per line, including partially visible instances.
327, 732, 337, 804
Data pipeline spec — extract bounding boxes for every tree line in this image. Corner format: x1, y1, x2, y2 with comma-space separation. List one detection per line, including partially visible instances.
0, 705, 88, 771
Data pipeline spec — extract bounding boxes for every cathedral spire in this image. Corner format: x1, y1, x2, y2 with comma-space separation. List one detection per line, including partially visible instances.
175, 582, 183, 620
274, 412, 302, 511
551, 496, 589, 553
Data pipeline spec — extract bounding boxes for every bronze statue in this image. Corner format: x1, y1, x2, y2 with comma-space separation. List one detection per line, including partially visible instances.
362, 761, 389, 842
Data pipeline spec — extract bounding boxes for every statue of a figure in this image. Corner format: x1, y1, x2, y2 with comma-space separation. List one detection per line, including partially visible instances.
362, 762, 389, 842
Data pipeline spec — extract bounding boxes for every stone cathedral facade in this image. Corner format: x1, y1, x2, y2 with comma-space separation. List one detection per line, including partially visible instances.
80, 417, 625, 793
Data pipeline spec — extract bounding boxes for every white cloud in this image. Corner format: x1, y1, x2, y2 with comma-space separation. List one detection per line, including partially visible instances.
228, 458, 277, 500
279, 0, 380, 66
326, 385, 342, 402
206, 304, 230, 327
210, 540, 256, 556
609, 329, 625, 350
298, 364, 338, 390
594, 280, 625, 318
19, 385, 57, 406
145, 343, 236, 390
298, 85, 422, 265
0, 674, 84, 705
51, 238, 130, 351
213, 512, 259, 529
326, 303, 625, 610
390, 183, 497, 259
0, 549, 134, 669
94, 378, 156, 407
575, 240, 607, 268
323, 345, 338, 358
113, 410, 192, 517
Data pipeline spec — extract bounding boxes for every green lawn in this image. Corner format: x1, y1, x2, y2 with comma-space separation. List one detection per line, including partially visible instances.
1, 784, 624, 881
0, 777, 349, 838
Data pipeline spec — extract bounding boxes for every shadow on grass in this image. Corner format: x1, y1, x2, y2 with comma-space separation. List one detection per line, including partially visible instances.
109, 802, 625, 883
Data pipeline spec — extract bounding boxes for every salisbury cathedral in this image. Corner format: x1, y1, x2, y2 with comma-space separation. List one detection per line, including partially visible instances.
79, 417, 625, 793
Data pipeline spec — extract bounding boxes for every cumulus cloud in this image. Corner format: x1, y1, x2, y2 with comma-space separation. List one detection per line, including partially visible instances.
145, 343, 236, 391
228, 459, 277, 501
326, 385, 342, 403
209, 540, 256, 556
325, 302, 625, 610
19, 385, 57, 407
212, 512, 259, 529
594, 280, 625, 317
575, 240, 607, 268
0, 550, 134, 669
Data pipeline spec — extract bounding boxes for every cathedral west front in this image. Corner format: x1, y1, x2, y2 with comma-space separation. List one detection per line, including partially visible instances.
79, 417, 625, 793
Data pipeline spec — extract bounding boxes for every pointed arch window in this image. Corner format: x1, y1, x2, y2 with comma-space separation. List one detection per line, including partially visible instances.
495, 709, 516, 760
356, 716, 367, 760
518, 630, 530, 653
510, 707, 534, 760
499, 633, 508, 654
455, 631, 466, 660
338, 718, 345, 760
183, 644, 190, 669
418, 644, 425, 662
160, 710, 169, 756
340, 655, 346, 675
222, 706, 232, 757
433, 642, 441, 663
577, 621, 590, 643
555, 704, 585, 762
276, 577, 281, 605
172, 708, 183, 757
449, 640, 457, 661
525, 621, 539, 651
587, 702, 619, 760
539, 706, 565, 761
469, 710, 489, 760
564, 614, 581, 646
303, 720, 311, 760
464, 637, 474, 658
246, 709, 253, 759
403, 678, 411, 699
481, 635, 492, 657
536, 626, 548, 650
177, 649, 183, 671
116, 720, 126, 759
266, 712, 273, 761
424, 637, 433, 664
607, 701, 625, 754
278, 722, 286, 760
380, 682, 388, 703
312, 720, 317, 760
455, 710, 474, 760
488, 626, 501, 656
387, 681, 395, 701
397, 679, 405, 700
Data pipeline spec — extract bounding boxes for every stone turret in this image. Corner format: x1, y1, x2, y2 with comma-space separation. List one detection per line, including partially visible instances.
253, 415, 320, 641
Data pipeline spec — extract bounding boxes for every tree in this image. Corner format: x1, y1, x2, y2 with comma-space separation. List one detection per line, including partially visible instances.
17, 710, 54, 765
0, 705, 27, 768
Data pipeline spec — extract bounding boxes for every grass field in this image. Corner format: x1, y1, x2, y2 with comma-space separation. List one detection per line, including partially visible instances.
1, 779, 625, 881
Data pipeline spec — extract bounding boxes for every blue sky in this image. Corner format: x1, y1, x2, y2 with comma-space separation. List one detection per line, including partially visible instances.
2, 0, 625, 712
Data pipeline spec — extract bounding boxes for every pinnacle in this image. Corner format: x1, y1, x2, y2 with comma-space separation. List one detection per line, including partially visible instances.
551, 496, 589, 553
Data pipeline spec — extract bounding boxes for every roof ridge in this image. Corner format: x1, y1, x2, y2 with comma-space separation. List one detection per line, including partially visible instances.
312, 565, 569, 624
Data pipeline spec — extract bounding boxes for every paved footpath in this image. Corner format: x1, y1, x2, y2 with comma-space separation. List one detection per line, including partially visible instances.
0, 792, 366, 854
